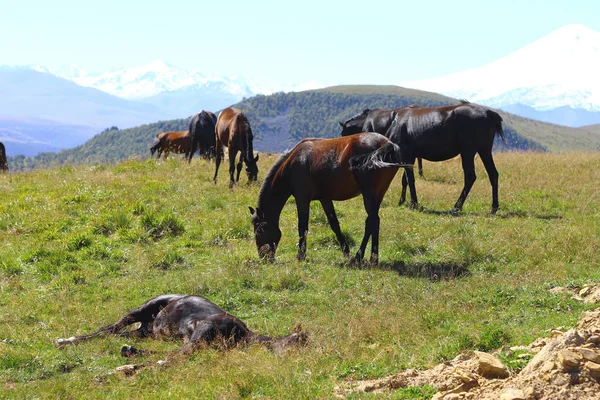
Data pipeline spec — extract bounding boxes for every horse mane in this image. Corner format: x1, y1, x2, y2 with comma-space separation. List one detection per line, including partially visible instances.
257, 150, 293, 208
348, 109, 370, 121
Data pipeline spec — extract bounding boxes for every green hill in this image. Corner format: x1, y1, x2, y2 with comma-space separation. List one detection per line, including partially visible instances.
581, 123, 600, 135
7, 85, 599, 171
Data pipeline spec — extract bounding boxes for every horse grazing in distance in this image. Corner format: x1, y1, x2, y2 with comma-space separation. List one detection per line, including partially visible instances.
386, 101, 504, 214
214, 108, 259, 187
249, 132, 409, 264
339, 108, 424, 177
188, 110, 218, 162
57, 294, 306, 357
0, 142, 7, 172
150, 131, 194, 160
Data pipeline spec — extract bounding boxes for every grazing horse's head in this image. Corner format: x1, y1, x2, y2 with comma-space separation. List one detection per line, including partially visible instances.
245, 154, 260, 181
339, 109, 370, 136
249, 206, 281, 261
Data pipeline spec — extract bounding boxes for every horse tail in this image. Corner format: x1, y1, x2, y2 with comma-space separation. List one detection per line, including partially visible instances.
350, 141, 408, 171
487, 110, 505, 143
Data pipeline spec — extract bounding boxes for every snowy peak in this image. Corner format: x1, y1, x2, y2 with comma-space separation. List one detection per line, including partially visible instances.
401, 24, 600, 112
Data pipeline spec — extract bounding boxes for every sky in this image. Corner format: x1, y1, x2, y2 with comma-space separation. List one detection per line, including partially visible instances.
2, 0, 600, 87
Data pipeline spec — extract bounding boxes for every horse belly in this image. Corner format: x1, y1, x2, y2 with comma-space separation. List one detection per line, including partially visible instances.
314, 171, 361, 201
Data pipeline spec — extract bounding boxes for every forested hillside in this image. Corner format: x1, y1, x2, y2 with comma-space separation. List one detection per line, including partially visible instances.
7, 85, 598, 171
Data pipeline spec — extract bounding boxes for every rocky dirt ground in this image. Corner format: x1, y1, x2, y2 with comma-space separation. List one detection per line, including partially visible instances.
336, 284, 600, 400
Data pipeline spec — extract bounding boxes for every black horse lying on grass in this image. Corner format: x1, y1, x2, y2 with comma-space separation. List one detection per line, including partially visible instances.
57, 294, 306, 355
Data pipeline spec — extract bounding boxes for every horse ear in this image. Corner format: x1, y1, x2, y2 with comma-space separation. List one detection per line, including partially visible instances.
254, 154, 259, 162
339, 121, 344, 127
249, 207, 255, 215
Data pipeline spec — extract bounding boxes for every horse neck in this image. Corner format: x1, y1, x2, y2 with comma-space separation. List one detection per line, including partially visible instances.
257, 165, 292, 226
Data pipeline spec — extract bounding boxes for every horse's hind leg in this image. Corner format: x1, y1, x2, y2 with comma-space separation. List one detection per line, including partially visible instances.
452, 153, 476, 214
320, 199, 350, 256
228, 149, 237, 188
479, 151, 499, 214
56, 294, 184, 347
400, 164, 418, 209
418, 158, 424, 178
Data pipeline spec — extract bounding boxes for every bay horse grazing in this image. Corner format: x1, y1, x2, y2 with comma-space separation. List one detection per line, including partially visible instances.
188, 110, 218, 162
150, 131, 194, 160
249, 132, 408, 264
57, 294, 306, 357
339, 108, 424, 177
0, 142, 7, 172
214, 107, 259, 187
386, 101, 504, 214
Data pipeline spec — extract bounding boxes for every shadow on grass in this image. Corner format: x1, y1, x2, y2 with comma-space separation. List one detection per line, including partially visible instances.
418, 208, 562, 220
353, 260, 471, 281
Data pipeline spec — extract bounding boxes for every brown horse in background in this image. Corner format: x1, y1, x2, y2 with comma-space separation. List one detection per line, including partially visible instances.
150, 131, 194, 160
0, 142, 7, 172
250, 132, 409, 264
214, 108, 259, 187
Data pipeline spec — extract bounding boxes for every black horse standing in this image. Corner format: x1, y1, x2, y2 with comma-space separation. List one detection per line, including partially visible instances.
188, 110, 218, 162
340, 108, 424, 177
388, 102, 504, 214
340, 102, 504, 214
0, 142, 8, 172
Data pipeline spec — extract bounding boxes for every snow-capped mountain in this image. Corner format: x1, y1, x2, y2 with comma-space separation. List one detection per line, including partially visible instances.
54, 59, 255, 100
402, 24, 600, 117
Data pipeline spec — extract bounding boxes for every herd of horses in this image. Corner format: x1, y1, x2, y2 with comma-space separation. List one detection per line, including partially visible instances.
49, 101, 506, 359
147, 102, 504, 265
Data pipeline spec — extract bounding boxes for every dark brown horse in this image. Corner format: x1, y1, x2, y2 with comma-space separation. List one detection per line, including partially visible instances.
339, 108, 424, 177
57, 294, 305, 356
249, 132, 408, 264
214, 107, 259, 187
385, 101, 504, 214
150, 131, 194, 160
0, 142, 7, 172
187, 110, 218, 162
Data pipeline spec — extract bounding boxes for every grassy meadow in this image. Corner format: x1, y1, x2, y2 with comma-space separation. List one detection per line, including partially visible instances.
1, 152, 599, 399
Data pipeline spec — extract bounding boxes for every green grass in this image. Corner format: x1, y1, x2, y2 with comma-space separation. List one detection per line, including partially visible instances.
1, 152, 599, 399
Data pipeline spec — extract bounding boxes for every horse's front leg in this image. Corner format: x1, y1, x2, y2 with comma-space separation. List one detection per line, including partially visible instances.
417, 157, 424, 178
296, 199, 310, 261
399, 170, 408, 206
452, 152, 476, 214
320, 199, 350, 256
236, 158, 243, 183
405, 166, 418, 209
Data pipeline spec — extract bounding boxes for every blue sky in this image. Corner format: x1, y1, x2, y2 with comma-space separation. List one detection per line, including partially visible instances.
2, 0, 599, 86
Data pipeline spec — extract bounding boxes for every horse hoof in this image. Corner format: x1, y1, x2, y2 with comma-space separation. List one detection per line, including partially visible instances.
491, 207, 498, 215
450, 208, 461, 216
408, 202, 418, 210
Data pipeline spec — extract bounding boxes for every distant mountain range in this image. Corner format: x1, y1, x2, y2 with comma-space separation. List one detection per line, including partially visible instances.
7, 85, 600, 172
402, 24, 600, 127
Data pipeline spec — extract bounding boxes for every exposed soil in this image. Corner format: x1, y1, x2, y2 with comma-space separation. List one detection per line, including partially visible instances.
336, 284, 600, 400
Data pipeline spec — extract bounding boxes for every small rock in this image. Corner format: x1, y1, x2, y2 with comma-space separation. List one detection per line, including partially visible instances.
557, 349, 582, 371
157, 360, 167, 366
550, 329, 564, 338
577, 347, 600, 363
585, 361, 600, 380
540, 360, 556, 373
474, 351, 509, 379
500, 387, 526, 400
579, 286, 592, 297
115, 364, 138, 375
517, 353, 532, 359
588, 335, 600, 344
